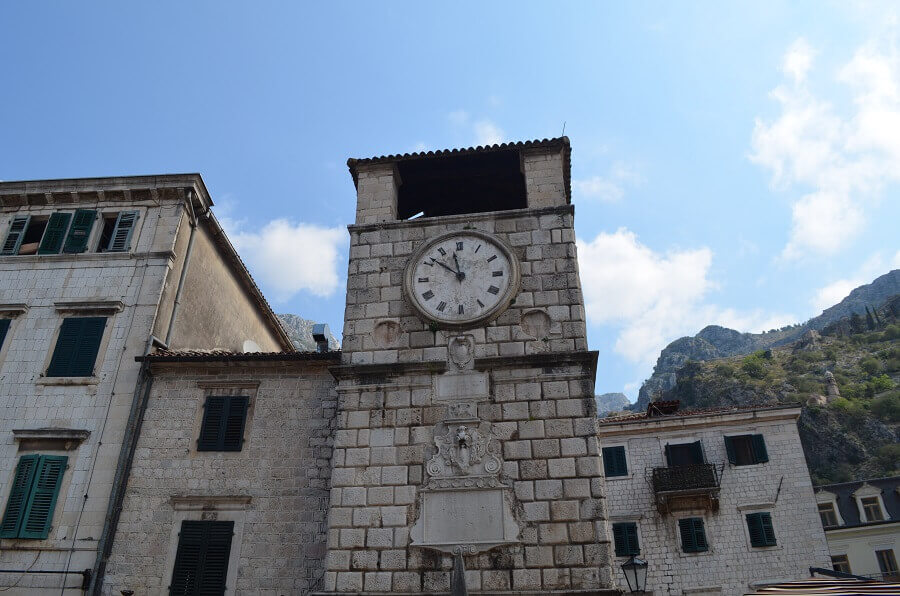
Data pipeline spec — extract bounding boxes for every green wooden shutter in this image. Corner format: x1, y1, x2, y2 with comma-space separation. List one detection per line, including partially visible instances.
37, 212, 72, 254
603, 446, 627, 477
47, 317, 106, 377
222, 397, 249, 451
752, 434, 769, 463
0, 319, 10, 348
664, 444, 672, 467
107, 211, 138, 252
170, 520, 234, 595
198, 397, 227, 451
62, 209, 96, 254
724, 436, 737, 464
1, 215, 30, 255
0, 455, 39, 538
625, 523, 640, 555
679, 518, 707, 552
612, 523, 627, 556
691, 440, 705, 464
20, 455, 67, 539
748, 512, 776, 546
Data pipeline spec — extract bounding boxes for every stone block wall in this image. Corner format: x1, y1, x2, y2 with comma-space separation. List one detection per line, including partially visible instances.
341, 204, 586, 367
324, 354, 613, 593
599, 410, 832, 594
102, 360, 339, 595
354, 164, 399, 225
522, 146, 568, 209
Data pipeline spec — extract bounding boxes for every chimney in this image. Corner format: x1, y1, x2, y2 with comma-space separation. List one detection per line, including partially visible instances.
312, 324, 331, 353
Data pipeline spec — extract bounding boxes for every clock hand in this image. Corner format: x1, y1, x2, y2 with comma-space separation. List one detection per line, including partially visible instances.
452, 253, 466, 282
430, 257, 458, 276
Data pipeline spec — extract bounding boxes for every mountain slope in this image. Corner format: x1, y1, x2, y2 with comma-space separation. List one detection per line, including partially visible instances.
277, 314, 340, 352
634, 269, 900, 410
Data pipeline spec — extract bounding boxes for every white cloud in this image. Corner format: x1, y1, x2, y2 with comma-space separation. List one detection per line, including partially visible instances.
810, 250, 900, 312
574, 161, 641, 202
219, 211, 346, 302
750, 36, 900, 260
578, 229, 793, 367
447, 109, 505, 146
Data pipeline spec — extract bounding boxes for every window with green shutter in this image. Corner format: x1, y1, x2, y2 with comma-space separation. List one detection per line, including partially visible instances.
62, 209, 96, 254
0, 455, 67, 539
47, 317, 107, 377
1, 215, 31, 255
602, 446, 628, 477
197, 396, 249, 452
724, 434, 769, 465
106, 211, 138, 252
37, 212, 72, 255
666, 441, 705, 467
746, 512, 776, 547
678, 517, 708, 553
170, 520, 234, 595
612, 522, 640, 556
0, 319, 10, 349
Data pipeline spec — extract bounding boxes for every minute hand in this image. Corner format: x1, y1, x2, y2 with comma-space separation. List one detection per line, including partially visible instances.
430, 258, 457, 275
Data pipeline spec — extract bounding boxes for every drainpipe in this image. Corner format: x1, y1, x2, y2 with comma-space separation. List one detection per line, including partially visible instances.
164, 189, 199, 346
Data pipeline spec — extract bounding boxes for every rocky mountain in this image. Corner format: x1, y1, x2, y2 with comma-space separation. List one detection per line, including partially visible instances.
657, 296, 900, 484
277, 314, 340, 352
596, 392, 630, 416
633, 269, 900, 411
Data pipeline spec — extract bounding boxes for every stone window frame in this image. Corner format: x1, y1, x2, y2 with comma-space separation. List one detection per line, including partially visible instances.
736, 504, 782, 551
162, 496, 251, 596
674, 514, 713, 558
191, 382, 259, 457
0, 304, 27, 369
92, 207, 145, 254
853, 483, 889, 523
815, 490, 844, 527
609, 515, 643, 559
36, 301, 123, 386
600, 443, 632, 480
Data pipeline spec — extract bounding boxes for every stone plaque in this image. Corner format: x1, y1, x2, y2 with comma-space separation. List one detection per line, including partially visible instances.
434, 371, 489, 402
411, 488, 519, 554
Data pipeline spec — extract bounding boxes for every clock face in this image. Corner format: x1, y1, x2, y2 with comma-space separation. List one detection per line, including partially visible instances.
405, 231, 519, 327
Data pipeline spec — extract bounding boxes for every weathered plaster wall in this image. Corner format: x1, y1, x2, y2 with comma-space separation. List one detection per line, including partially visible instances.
102, 360, 338, 595
599, 412, 832, 594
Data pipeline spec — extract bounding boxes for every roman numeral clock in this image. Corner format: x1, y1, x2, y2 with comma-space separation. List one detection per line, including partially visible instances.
404, 231, 520, 328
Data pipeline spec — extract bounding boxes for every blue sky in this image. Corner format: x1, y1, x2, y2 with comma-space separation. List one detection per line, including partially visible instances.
2, 2, 898, 400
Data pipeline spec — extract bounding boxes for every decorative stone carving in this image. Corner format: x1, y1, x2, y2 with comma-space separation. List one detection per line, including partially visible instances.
373, 319, 401, 348
425, 421, 501, 478
521, 309, 551, 339
448, 335, 475, 370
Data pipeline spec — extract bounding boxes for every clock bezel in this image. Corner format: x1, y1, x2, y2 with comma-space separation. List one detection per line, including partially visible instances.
404, 230, 521, 329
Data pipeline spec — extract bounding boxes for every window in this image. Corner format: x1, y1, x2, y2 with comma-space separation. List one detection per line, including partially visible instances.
861, 496, 885, 522
98, 211, 138, 252
665, 441, 704, 467
61, 210, 97, 253
818, 502, 839, 527
0, 319, 10, 349
831, 554, 851, 574
603, 446, 628, 477
197, 396, 249, 451
612, 522, 640, 556
47, 317, 107, 377
746, 512, 777, 547
678, 517, 708, 553
170, 520, 234, 595
876, 549, 899, 580
0, 455, 67, 539
724, 434, 769, 465
2, 209, 109, 256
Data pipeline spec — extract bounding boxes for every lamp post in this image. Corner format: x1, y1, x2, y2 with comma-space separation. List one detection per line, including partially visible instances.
620, 555, 648, 593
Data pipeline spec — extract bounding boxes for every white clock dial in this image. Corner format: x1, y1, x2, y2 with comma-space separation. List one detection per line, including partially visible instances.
405, 231, 519, 328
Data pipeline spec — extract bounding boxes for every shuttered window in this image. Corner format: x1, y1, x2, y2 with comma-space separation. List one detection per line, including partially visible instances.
746, 512, 777, 547
1, 216, 31, 255
47, 317, 107, 377
612, 522, 640, 556
0, 319, 10, 349
665, 441, 704, 467
678, 517, 708, 553
37, 212, 72, 255
602, 446, 628, 477
197, 396, 249, 452
0, 455, 67, 539
169, 520, 234, 596
106, 211, 138, 252
724, 434, 769, 465
62, 209, 96, 254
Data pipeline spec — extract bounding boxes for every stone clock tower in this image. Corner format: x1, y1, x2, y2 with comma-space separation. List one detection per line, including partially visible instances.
323, 138, 615, 594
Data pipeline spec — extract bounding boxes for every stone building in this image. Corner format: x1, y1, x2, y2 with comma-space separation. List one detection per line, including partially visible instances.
815, 476, 899, 580
597, 401, 832, 594
0, 175, 291, 593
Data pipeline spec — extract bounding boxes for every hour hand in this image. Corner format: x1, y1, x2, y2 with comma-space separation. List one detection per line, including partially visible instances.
452, 253, 466, 281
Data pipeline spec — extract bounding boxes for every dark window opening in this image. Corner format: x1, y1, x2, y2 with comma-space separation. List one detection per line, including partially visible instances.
725, 434, 769, 466
612, 522, 640, 556
170, 520, 234, 595
96, 214, 118, 252
197, 396, 249, 451
47, 317, 107, 377
18, 218, 49, 255
396, 149, 527, 219
603, 446, 628, 477
818, 502, 839, 527
665, 441, 704, 467
831, 554, 851, 574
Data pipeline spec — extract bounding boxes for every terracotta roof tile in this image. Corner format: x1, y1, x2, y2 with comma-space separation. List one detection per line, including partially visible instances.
598, 403, 801, 425
137, 349, 340, 363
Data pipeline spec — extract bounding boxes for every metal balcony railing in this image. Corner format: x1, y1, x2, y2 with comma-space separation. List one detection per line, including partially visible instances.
652, 463, 720, 493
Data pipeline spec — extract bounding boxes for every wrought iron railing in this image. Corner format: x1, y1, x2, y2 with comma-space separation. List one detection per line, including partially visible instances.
652, 463, 720, 493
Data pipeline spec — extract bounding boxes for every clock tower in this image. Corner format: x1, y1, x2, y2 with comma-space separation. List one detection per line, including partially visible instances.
323, 138, 615, 594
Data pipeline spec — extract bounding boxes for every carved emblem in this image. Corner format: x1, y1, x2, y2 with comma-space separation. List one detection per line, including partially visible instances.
425, 421, 501, 479
448, 335, 475, 370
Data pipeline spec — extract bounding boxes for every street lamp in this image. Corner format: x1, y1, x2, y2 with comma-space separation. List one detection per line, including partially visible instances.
620, 555, 648, 593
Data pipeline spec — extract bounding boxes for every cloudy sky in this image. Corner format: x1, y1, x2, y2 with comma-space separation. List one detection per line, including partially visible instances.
2, 2, 898, 400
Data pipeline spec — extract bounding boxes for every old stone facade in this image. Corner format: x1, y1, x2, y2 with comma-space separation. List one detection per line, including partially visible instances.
598, 403, 832, 594
0, 176, 290, 593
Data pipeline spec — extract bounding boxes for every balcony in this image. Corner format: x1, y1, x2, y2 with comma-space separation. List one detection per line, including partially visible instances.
652, 463, 722, 514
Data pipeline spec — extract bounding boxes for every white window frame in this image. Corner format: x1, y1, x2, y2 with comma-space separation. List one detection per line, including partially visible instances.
815, 490, 844, 527
853, 483, 889, 523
